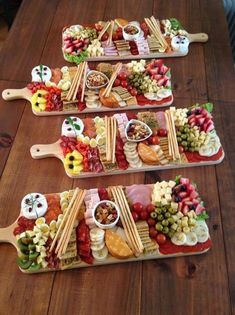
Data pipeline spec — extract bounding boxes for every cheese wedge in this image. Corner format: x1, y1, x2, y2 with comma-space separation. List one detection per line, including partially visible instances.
105, 230, 133, 259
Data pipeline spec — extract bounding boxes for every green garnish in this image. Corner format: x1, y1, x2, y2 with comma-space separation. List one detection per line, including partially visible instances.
196, 211, 209, 221
201, 102, 213, 113
64, 50, 88, 65
39, 64, 44, 82
169, 18, 184, 31
174, 175, 182, 185
66, 116, 81, 135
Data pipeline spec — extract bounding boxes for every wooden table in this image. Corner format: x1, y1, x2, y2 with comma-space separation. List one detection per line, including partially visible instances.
0, 1, 234, 314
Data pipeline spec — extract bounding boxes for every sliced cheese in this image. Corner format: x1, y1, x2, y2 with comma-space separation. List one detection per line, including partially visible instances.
105, 230, 133, 259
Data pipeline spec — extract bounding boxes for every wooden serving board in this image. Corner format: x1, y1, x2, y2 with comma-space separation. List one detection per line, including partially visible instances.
0, 181, 212, 274
29, 106, 225, 179
2, 88, 173, 116
1, 59, 173, 116
30, 139, 224, 179
62, 16, 208, 63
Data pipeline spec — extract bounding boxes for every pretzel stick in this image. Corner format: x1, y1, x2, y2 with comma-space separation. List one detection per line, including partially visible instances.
108, 20, 114, 46
56, 189, 85, 256
66, 66, 80, 100
111, 187, 139, 254
98, 21, 111, 40
165, 112, 173, 159
105, 116, 108, 159
144, 18, 166, 48
58, 190, 86, 257
73, 61, 85, 100
102, 63, 122, 97
150, 16, 169, 48
50, 188, 79, 252
117, 187, 143, 252
110, 117, 113, 161
112, 117, 117, 163
168, 111, 180, 159
80, 61, 88, 102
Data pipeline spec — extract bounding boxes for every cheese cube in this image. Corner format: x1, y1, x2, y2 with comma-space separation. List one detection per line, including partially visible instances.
166, 187, 172, 194
169, 180, 176, 188
165, 194, 172, 202
161, 198, 168, 205
161, 181, 168, 188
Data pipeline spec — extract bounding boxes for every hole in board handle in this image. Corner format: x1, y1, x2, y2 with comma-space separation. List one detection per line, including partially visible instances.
36, 148, 40, 152
7, 92, 10, 95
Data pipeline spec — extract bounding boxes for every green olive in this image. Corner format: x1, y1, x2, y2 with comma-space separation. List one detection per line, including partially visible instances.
168, 217, 175, 225
150, 212, 157, 219
162, 226, 169, 234
155, 208, 162, 214
155, 223, 163, 231
157, 214, 164, 221
164, 212, 171, 218
162, 219, 169, 226
167, 230, 174, 238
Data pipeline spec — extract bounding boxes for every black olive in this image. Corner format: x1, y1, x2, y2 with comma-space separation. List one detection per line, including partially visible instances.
43, 67, 47, 70
25, 198, 30, 204
37, 203, 42, 208
28, 207, 32, 212
38, 93, 42, 97
68, 164, 74, 169
176, 41, 179, 44
180, 185, 187, 191
69, 156, 75, 161
65, 120, 69, 124
35, 102, 39, 106
182, 41, 185, 44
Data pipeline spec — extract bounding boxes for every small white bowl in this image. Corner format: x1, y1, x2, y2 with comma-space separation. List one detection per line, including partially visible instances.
92, 200, 120, 230
122, 23, 141, 41
86, 70, 109, 90
125, 119, 152, 142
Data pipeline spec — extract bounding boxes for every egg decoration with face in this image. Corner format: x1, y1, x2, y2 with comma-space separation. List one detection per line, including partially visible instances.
61, 116, 84, 138
21, 193, 48, 220
31, 65, 52, 82
171, 35, 189, 54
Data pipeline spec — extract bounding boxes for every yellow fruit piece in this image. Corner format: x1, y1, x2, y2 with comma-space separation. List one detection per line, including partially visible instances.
96, 135, 105, 146
77, 135, 84, 142
40, 224, 50, 234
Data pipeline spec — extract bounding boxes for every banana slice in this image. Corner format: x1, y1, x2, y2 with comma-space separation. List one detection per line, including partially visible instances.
192, 220, 209, 243
185, 232, 198, 246
92, 246, 108, 261
171, 232, 187, 245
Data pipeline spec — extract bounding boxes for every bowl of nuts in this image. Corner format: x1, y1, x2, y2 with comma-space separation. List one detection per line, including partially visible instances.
86, 70, 109, 90
92, 200, 120, 229
125, 119, 152, 142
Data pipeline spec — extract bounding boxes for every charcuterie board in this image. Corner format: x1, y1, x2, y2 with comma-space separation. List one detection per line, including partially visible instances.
2, 59, 173, 116
62, 16, 208, 64
30, 104, 224, 178
0, 176, 212, 273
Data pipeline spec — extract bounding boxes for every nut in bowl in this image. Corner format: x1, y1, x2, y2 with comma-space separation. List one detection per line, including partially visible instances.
86, 70, 109, 90
92, 200, 120, 229
122, 23, 141, 41
125, 119, 152, 142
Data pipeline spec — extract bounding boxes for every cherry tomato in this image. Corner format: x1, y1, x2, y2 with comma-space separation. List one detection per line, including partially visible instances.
101, 32, 108, 41
112, 33, 119, 41
131, 211, 139, 222
130, 88, 138, 96
118, 72, 127, 81
127, 85, 133, 92
151, 135, 160, 145
139, 210, 149, 220
121, 80, 128, 88
147, 218, 156, 227
149, 227, 158, 238
146, 204, 155, 213
117, 27, 123, 32
156, 233, 167, 244
158, 128, 167, 137
95, 24, 103, 31
117, 32, 123, 40
113, 78, 121, 87
132, 202, 144, 213
179, 145, 184, 153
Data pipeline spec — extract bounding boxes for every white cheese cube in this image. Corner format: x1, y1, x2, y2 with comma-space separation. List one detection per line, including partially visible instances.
161, 198, 168, 205
165, 194, 172, 202
169, 180, 176, 188
166, 187, 172, 194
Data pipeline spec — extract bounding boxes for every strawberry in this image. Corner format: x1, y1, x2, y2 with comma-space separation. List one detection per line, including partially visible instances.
182, 204, 189, 214
157, 78, 165, 86
195, 204, 205, 214
180, 177, 190, 185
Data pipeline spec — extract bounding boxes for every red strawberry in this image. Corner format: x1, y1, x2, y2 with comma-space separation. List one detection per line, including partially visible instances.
182, 204, 189, 214
157, 78, 165, 86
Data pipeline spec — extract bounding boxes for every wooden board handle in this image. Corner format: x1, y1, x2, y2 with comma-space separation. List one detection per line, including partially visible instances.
2, 87, 32, 101
0, 223, 17, 248
188, 33, 208, 43
30, 141, 63, 161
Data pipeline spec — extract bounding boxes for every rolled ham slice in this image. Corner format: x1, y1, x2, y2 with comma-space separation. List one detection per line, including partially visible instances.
126, 185, 153, 207
155, 111, 167, 130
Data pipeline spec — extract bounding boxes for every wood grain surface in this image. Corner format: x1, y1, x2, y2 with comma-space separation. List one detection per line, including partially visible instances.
0, 0, 234, 315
